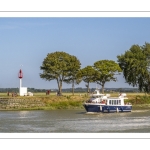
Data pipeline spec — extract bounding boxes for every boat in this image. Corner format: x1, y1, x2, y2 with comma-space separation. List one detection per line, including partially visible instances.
83, 89, 132, 113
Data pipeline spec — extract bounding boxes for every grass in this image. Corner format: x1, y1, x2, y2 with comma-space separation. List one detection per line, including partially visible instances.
1, 92, 150, 110
0, 92, 87, 110
0, 92, 89, 97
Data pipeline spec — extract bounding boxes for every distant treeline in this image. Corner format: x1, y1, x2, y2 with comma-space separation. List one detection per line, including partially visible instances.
0, 87, 138, 93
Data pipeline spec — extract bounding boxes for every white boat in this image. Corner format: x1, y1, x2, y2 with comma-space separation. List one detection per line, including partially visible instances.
83, 89, 132, 113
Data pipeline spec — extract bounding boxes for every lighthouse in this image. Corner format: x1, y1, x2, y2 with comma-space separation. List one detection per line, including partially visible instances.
18, 69, 27, 96
18, 69, 23, 89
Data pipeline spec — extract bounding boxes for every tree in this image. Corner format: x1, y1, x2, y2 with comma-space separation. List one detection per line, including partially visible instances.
78, 66, 97, 94
93, 60, 122, 93
63, 55, 82, 95
117, 42, 150, 93
40, 51, 81, 95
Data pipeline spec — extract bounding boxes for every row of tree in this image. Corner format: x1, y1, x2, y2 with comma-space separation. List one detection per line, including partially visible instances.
117, 42, 150, 93
40, 42, 150, 95
40, 51, 121, 95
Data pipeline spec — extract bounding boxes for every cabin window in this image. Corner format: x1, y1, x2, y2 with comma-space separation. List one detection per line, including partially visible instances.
112, 100, 114, 105
114, 100, 116, 105
118, 100, 121, 105
109, 100, 111, 105
117, 100, 118, 105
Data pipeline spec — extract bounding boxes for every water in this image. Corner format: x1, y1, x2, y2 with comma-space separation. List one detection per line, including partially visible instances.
0, 109, 150, 133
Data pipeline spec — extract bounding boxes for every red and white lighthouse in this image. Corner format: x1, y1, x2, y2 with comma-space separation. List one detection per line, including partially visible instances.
18, 69, 27, 96
18, 69, 23, 88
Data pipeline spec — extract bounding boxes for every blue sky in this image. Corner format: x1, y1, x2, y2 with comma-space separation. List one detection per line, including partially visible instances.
0, 17, 150, 89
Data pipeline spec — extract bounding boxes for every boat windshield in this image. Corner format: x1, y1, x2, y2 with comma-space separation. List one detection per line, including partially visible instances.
92, 95, 102, 98
93, 91, 98, 94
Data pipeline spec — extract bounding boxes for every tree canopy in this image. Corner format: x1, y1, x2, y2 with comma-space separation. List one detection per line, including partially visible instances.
63, 55, 81, 95
78, 66, 97, 93
93, 60, 122, 93
40, 51, 81, 95
117, 42, 150, 93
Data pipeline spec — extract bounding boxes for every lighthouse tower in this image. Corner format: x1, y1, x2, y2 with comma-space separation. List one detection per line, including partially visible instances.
18, 69, 27, 96
18, 69, 23, 89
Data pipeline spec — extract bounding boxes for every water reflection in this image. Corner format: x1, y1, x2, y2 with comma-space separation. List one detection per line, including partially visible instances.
19, 111, 30, 118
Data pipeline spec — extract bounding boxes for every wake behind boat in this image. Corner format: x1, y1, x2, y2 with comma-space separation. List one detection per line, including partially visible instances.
83, 89, 132, 113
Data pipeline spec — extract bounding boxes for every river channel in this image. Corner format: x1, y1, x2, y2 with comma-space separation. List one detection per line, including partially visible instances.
0, 109, 150, 133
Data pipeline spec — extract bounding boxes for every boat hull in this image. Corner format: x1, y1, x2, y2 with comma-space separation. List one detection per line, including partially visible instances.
83, 103, 132, 113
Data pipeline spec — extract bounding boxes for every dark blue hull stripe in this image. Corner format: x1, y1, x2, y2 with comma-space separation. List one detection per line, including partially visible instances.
83, 104, 132, 113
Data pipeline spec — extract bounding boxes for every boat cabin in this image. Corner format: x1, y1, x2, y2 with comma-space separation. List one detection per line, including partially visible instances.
87, 97, 125, 105
86, 90, 128, 106
87, 90, 107, 103
107, 97, 124, 105
91, 90, 104, 97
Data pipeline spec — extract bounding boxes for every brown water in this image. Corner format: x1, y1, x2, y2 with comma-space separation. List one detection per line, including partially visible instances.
0, 109, 150, 133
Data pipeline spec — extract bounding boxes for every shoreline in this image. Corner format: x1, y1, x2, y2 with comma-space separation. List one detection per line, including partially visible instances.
0, 94, 150, 111
0, 104, 150, 111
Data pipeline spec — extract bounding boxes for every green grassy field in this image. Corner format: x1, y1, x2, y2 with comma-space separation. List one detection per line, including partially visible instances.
0, 92, 85, 97
0, 92, 147, 97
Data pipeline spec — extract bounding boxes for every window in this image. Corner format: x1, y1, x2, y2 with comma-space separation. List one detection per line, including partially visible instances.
118, 100, 121, 105
109, 100, 111, 105
112, 100, 114, 105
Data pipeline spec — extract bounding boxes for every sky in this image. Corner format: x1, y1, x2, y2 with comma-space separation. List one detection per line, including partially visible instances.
1, 17, 150, 89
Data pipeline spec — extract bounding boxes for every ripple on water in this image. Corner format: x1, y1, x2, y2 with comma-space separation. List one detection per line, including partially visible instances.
0, 110, 150, 133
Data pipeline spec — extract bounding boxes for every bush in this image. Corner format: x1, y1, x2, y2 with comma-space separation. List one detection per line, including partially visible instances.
126, 95, 150, 105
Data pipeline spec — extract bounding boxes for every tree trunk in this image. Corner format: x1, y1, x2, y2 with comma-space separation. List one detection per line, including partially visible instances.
59, 81, 62, 95
72, 80, 74, 95
57, 79, 62, 96
87, 82, 89, 94
101, 84, 104, 94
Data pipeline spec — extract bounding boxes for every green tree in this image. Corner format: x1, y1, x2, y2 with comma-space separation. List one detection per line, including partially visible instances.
63, 56, 82, 95
78, 66, 98, 94
117, 42, 150, 93
40, 51, 81, 95
93, 60, 122, 93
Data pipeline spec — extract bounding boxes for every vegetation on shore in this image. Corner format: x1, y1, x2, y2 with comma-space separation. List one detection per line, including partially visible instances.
0, 93, 87, 110
125, 94, 150, 110
117, 42, 150, 93
1, 92, 150, 110
40, 51, 122, 95
37, 94, 86, 110
39, 43, 150, 96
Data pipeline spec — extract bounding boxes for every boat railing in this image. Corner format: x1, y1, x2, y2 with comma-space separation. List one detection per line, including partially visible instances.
124, 102, 132, 105
85, 100, 107, 104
